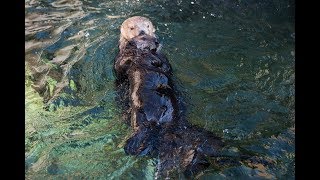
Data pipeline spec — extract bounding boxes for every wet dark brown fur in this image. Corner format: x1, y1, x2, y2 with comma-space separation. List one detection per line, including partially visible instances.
114, 16, 223, 178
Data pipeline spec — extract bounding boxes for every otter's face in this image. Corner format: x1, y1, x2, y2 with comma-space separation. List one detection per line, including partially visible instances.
120, 16, 156, 41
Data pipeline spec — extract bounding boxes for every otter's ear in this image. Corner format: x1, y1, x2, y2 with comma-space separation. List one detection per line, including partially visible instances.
120, 25, 124, 34
120, 24, 127, 39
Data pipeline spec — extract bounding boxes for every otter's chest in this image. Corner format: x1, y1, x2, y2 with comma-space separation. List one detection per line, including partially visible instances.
133, 53, 171, 74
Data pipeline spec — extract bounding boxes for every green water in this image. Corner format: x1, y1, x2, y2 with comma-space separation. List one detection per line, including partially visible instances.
25, 0, 294, 179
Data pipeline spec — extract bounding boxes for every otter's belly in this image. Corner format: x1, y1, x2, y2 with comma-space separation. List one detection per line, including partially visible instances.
129, 70, 176, 125
140, 90, 174, 123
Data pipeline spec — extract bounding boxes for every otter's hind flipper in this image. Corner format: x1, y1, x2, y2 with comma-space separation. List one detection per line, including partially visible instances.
124, 127, 159, 156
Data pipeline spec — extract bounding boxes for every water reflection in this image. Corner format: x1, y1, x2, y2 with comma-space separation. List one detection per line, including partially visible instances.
25, 0, 294, 179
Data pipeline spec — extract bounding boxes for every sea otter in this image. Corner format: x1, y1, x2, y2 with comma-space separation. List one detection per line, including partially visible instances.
114, 16, 223, 178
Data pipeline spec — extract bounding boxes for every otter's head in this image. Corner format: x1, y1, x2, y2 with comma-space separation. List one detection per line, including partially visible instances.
119, 16, 158, 51
120, 16, 156, 40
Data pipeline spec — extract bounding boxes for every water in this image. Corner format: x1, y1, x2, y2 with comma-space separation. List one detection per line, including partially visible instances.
25, 0, 295, 179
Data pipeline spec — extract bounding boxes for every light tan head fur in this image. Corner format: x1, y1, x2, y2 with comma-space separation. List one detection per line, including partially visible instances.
119, 16, 156, 51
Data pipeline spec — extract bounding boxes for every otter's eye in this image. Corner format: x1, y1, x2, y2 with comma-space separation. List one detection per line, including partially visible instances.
130, 27, 134, 30
147, 25, 149, 28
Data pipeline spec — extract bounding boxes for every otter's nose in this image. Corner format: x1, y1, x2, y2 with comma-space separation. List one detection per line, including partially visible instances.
139, 30, 146, 36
